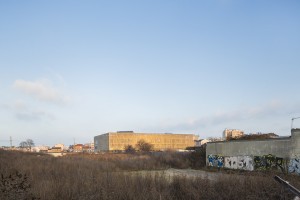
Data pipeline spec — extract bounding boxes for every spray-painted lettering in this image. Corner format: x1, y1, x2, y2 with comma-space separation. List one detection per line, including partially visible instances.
207, 154, 300, 174
288, 158, 300, 175
207, 155, 224, 167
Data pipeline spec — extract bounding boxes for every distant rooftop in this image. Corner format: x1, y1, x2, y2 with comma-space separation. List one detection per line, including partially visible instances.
117, 131, 134, 133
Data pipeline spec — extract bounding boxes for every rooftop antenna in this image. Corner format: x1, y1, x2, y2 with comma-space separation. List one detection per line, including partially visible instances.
291, 117, 300, 129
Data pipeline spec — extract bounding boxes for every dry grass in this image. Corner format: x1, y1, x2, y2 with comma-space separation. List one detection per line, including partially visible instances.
0, 150, 299, 200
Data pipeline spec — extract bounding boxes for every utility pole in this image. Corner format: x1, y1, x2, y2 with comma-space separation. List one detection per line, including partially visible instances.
10, 136, 12, 149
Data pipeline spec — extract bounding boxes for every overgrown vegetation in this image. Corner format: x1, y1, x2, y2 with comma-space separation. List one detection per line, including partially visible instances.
135, 139, 153, 152
124, 144, 136, 153
124, 139, 154, 153
228, 133, 279, 141
0, 150, 299, 200
0, 171, 38, 200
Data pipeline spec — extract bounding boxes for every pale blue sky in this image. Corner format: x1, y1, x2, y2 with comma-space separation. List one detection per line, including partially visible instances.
0, 0, 300, 146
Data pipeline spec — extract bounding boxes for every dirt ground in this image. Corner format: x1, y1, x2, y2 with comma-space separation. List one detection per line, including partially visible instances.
125, 168, 240, 181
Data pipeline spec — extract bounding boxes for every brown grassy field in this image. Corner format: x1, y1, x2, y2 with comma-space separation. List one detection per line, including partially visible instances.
0, 150, 299, 200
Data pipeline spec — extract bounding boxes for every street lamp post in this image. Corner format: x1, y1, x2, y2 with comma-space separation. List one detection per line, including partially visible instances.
291, 117, 300, 129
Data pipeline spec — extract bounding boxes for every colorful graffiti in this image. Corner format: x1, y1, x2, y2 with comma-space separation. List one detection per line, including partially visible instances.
288, 158, 300, 175
207, 154, 288, 173
275, 157, 285, 172
208, 155, 217, 167
253, 154, 286, 172
208, 155, 224, 167
254, 154, 276, 170
217, 156, 224, 168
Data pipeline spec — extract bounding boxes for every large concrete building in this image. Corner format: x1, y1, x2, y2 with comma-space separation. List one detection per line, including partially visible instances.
94, 131, 198, 152
206, 129, 300, 175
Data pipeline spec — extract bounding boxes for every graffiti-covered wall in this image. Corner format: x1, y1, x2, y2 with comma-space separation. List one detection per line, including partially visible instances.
207, 154, 299, 174
206, 129, 300, 175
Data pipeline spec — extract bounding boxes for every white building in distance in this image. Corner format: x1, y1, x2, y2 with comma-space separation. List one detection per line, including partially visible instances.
223, 129, 244, 140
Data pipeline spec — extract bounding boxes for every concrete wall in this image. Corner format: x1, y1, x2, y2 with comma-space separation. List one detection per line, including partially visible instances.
94, 133, 109, 151
206, 129, 300, 175
94, 132, 197, 151
206, 137, 291, 158
291, 129, 300, 156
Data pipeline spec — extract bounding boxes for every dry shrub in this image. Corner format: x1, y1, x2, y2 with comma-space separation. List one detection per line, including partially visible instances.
0, 150, 299, 200
0, 171, 38, 200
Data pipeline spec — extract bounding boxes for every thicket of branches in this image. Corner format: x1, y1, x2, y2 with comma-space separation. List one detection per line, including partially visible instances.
228, 133, 279, 141
124, 139, 154, 153
0, 150, 299, 200
19, 139, 35, 151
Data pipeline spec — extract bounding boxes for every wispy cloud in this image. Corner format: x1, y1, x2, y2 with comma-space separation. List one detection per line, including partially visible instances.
162, 101, 286, 131
12, 79, 69, 104
1, 100, 27, 111
15, 110, 56, 121
0, 100, 56, 121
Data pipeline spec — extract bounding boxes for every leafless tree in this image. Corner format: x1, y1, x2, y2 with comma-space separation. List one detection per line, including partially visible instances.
19, 139, 35, 151
26, 139, 34, 151
19, 141, 28, 149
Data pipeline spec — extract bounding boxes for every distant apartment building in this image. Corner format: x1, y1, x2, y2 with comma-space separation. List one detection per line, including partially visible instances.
199, 139, 210, 146
32, 145, 49, 153
195, 138, 224, 146
223, 129, 244, 140
54, 143, 64, 151
83, 142, 94, 153
73, 144, 83, 152
90, 142, 94, 151
94, 131, 198, 152
48, 147, 62, 153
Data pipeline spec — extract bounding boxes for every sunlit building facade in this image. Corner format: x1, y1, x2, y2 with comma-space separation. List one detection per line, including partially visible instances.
94, 131, 198, 152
